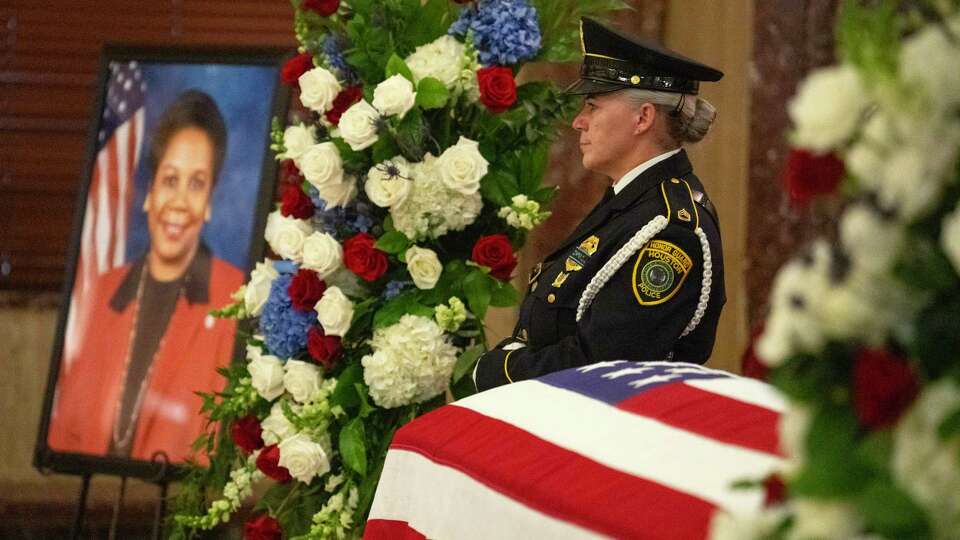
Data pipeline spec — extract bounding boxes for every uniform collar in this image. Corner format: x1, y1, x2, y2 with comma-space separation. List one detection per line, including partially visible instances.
609, 148, 693, 211
612, 148, 682, 195
110, 244, 213, 312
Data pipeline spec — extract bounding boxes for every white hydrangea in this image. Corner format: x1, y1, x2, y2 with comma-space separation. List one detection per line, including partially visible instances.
788, 64, 868, 153
405, 35, 467, 89
892, 379, 960, 538
361, 314, 459, 408
390, 153, 483, 241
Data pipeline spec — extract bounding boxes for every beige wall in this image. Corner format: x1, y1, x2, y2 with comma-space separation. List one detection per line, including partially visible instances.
665, 0, 753, 374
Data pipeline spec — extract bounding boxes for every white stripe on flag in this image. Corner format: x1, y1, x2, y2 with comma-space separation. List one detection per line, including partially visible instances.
113, 115, 133, 268
94, 148, 112, 274
369, 449, 608, 540
455, 381, 781, 513
685, 377, 787, 412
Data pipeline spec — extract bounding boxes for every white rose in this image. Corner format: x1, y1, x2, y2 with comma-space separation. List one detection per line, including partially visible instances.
405, 35, 465, 89
790, 499, 863, 540
338, 100, 380, 151
365, 158, 412, 208
901, 20, 960, 113
248, 353, 285, 401
301, 232, 343, 279
283, 360, 323, 403
298, 66, 342, 114
879, 145, 940, 221
244, 259, 279, 316
405, 246, 442, 289
279, 433, 330, 484
264, 211, 313, 263
709, 508, 787, 540
245, 342, 263, 363
282, 124, 317, 165
315, 286, 354, 337
315, 176, 357, 209
778, 402, 812, 473
788, 64, 867, 152
261, 401, 297, 446
300, 142, 344, 189
373, 74, 417, 118
437, 136, 488, 195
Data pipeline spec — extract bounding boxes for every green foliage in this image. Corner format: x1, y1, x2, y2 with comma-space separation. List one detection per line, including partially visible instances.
531, 0, 632, 63
415, 77, 450, 110
857, 481, 931, 539
452, 344, 484, 383
909, 295, 960, 379
385, 53, 414, 82
373, 291, 435, 328
463, 269, 493, 320
789, 407, 873, 497
375, 231, 412, 254
340, 418, 368, 476
837, 0, 901, 82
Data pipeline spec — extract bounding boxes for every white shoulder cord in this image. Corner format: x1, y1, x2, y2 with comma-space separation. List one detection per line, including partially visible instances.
575, 215, 713, 338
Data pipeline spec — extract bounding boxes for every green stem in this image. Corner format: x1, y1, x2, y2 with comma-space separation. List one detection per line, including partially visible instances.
274, 483, 303, 517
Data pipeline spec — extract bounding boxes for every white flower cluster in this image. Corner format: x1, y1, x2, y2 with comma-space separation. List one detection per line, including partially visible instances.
373, 74, 416, 119
405, 35, 468, 90
175, 454, 264, 530
339, 99, 381, 151
258, 379, 338, 485
244, 259, 279, 317
892, 379, 960, 538
361, 314, 459, 408
305, 483, 360, 540
390, 148, 484, 241
282, 123, 318, 166
299, 66, 342, 115
404, 245, 442, 289
300, 141, 358, 209
264, 211, 314, 263
498, 194, 551, 230
316, 286, 354, 337
434, 296, 467, 332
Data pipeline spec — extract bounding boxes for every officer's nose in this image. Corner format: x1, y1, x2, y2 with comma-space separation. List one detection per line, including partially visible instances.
572, 109, 587, 131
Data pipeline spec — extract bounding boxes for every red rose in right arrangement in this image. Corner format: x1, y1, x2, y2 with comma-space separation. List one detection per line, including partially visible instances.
477, 66, 517, 114
280, 182, 315, 220
231, 415, 264, 455
343, 232, 389, 282
281, 53, 314, 88
244, 514, 282, 540
288, 268, 327, 312
255, 444, 292, 483
325, 86, 364, 126
302, 0, 340, 17
307, 326, 343, 371
472, 234, 517, 281
852, 348, 920, 430
782, 148, 845, 207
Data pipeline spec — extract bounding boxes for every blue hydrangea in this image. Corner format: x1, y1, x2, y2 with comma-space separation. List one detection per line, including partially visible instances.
323, 35, 359, 85
449, 0, 541, 66
383, 280, 413, 300
260, 273, 315, 359
309, 189, 376, 239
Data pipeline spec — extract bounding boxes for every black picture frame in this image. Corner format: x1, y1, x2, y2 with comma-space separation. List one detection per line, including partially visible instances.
34, 45, 291, 482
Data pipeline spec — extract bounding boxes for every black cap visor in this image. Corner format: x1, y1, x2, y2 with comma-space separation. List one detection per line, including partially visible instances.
564, 77, 626, 96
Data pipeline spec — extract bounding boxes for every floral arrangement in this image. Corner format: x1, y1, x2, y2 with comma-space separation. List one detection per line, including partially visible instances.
713, 1, 960, 539
169, 0, 625, 538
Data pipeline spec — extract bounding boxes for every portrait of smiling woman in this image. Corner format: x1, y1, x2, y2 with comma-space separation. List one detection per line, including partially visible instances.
48, 90, 245, 462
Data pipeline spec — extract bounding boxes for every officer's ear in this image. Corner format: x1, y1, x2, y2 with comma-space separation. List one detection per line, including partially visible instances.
632, 102, 657, 136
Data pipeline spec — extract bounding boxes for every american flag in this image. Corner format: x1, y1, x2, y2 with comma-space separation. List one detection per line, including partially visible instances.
64, 61, 146, 370
365, 362, 785, 539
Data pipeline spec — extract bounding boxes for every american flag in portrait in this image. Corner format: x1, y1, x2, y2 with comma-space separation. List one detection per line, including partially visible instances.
64, 61, 146, 370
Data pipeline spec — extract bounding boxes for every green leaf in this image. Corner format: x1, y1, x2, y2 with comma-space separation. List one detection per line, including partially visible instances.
355, 382, 377, 418
517, 141, 551, 194
790, 407, 872, 497
339, 418, 368, 476
375, 231, 411, 254
453, 344, 485, 383
374, 291, 433, 328
385, 53, 414, 82
463, 270, 492, 320
372, 136, 401, 164
480, 169, 520, 207
331, 361, 364, 410
857, 481, 931, 539
939, 406, 960, 439
415, 77, 449, 110
450, 371, 478, 400
489, 279, 519, 307
892, 236, 955, 293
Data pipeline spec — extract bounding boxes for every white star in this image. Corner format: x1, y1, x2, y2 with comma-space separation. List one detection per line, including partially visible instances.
602, 366, 655, 380
577, 360, 627, 373
123, 79, 132, 91
627, 374, 678, 389
118, 101, 127, 114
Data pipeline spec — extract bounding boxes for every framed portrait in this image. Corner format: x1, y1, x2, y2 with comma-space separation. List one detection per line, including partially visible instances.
34, 45, 291, 481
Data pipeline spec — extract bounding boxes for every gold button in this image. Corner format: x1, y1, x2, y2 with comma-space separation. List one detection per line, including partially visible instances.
547, 293, 556, 304
630, 75, 641, 85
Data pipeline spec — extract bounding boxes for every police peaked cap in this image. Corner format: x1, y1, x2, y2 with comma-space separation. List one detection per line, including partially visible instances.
566, 17, 724, 96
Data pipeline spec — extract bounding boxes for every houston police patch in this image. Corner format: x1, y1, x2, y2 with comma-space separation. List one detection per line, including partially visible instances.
631, 240, 693, 305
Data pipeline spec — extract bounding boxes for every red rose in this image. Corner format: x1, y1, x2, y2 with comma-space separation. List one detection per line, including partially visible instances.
477, 66, 517, 114
302, 0, 340, 16
281, 53, 314, 88
782, 148, 844, 207
852, 348, 920, 430
244, 514, 282, 540
762, 473, 787, 507
288, 269, 327, 312
325, 86, 364, 125
307, 326, 343, 371
231, 415, 264, 454
471, 234, 517, 281
255, 444, 292, 483
741, 324, 769, 380
281, 160, 303, 184
343, 233, 389, 282
280, 183, 315, 220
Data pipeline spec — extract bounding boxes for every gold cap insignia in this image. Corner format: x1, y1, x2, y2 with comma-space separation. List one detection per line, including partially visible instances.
678, 208, 692, 222
630, 75, 641, 85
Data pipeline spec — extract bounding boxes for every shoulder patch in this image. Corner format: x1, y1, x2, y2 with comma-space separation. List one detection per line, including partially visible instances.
660, 178, 700, 230
631, 239, 694, 305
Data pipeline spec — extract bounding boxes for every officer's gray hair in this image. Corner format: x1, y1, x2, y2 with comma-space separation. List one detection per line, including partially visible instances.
621, 89, 717, 147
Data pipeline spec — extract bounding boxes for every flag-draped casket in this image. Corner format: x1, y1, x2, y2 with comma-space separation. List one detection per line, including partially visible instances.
365, 361, 785, 539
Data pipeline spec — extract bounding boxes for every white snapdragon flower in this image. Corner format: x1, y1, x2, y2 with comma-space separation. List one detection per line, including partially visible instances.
278, 433, 331, 484
315, 176, 357, 209
299, 66, 342, 113
372, 74, 417, 118
283, 360, 323, 403
282, 123, 317, 166
261, 401, 297, 445
437, 136, 488, 195
338, 100, 380, 151
248, 353, 285, 401
405, 35, 466, 89
404, 245, 442, 289
244, 259, 279, 316
300, 142, 344, 189
361, 314, 459, 408
365, 158, 412, 208
301, 232, 343, 279
434, 297, 467, 332
264, 211, 313, 263
498, 194, 549, 230
315, 286, 354, 337
788, 64, 867, 152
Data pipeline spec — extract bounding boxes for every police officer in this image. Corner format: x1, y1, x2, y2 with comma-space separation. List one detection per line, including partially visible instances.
474, 18, 726, 391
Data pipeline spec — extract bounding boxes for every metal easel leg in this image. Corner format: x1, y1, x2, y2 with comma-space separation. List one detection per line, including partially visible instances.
108, 476, 127, 540
70, 473, 92, 540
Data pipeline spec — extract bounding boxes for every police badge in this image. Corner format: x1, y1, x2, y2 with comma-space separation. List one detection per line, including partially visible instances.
631, 239, 693, 305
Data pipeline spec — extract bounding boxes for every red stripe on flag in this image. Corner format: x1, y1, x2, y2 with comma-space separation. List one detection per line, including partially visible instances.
617, 382, 783, 457
390, 405, 716, 540
364, 519, 428, 540
104, 136, 120, 267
